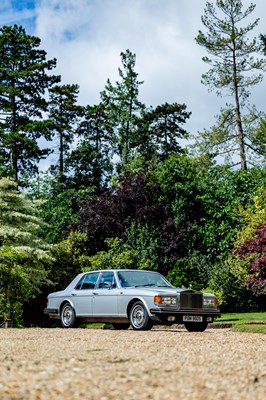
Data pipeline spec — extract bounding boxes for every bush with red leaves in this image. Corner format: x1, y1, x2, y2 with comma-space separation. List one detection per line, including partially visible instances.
72, 172, 190, 273
235, 223, 266, 296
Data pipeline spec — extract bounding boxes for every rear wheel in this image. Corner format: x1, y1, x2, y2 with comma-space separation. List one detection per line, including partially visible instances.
112, 323, 130, 330
129, 301, 153, 331
60, 303, 77, 328
184, 321, 208, 332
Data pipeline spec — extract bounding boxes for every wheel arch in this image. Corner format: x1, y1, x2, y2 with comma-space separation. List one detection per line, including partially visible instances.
126, 297, 150, 318
59, 299, 75, 315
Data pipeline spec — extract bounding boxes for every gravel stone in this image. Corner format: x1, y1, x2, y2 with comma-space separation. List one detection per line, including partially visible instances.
0, 327, 265, 399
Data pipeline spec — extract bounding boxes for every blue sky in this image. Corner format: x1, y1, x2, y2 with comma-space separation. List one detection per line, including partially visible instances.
1, 0, 266, 142
0, 1, 36, 28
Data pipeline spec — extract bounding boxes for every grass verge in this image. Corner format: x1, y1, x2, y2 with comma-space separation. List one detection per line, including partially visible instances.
214, 312, 266, 334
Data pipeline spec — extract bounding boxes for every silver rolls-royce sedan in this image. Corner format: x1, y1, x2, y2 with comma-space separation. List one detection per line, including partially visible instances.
44, 269, 220, 332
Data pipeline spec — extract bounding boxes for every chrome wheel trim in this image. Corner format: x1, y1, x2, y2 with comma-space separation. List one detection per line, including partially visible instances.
62, 304, 74, 327
131, 304, 145, 328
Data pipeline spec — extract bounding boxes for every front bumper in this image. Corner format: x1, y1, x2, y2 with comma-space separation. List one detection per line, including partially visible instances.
150, 308, 220, 324
150, 307, 220, 317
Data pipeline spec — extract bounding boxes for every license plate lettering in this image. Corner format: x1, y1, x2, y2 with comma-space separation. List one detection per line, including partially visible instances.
183, 315, 203, 322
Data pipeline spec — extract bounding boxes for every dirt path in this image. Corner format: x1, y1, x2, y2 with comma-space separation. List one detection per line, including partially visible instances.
0, 327, 265, 399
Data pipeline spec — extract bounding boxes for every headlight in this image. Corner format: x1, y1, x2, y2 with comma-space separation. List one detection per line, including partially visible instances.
203, 297, 218, 307
154, 296, 177, 306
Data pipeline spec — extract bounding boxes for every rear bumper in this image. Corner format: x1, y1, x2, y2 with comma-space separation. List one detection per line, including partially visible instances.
44, 308, 59, 316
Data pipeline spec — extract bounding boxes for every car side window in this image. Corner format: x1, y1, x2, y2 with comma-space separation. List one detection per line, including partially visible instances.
75, 273, 99, 290
98, 272, 116, 289
117, 272, 130, 287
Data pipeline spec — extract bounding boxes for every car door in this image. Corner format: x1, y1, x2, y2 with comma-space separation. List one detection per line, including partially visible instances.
92, 272, 119, 316
71, 272, 100, 316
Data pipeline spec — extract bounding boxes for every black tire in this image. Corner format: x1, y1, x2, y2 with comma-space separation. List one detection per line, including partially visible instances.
184, 321, 208, 332
112, 323, 130, 330
60, 303, 77, 328
129, 301, 153, 331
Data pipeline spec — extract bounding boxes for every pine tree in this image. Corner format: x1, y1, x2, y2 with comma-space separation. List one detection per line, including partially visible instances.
0, 25, 60, 183
195, 0, 266, 170
68, 103, 113, 191
48, 83, 82, 183
100, 49, 145, 169
136, 102, 191, 162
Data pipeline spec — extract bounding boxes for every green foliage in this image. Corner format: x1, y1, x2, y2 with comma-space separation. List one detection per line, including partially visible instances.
166, 254, 209, 291
28, 172, 94, 243
207, 261, 261, 312
194, 166, 266, 262
52, 231, 90, 289
150, 156, 235, 262
221, 189, 266, 298
205, 188, 266, 309
80, 230, 160, 273
86, 237, 138, 271
0, 178, 53, 324
234, 187, 266, 245
234, 232, 266, 297
0, 25, 60, 183
125, 222, 159, 271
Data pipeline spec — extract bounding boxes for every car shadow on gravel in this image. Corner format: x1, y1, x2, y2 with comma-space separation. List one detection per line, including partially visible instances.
151, 325, 231, 333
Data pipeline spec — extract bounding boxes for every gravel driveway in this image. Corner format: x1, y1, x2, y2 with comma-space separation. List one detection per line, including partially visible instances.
0, 327, 265, 400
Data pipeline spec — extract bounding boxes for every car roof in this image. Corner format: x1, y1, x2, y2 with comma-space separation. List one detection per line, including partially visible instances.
81, 269, 160, 274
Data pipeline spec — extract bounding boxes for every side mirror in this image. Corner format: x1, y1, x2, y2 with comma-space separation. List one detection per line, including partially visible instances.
103, 281, 112, 289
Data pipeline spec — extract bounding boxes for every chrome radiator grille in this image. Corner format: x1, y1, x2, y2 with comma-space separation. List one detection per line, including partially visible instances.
180, 292, 203, 309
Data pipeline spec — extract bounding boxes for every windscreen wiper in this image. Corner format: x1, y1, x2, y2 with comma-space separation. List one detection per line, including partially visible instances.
134, 284, 156, 287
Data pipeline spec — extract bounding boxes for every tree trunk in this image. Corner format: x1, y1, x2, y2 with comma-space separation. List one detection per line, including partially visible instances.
232, 29, 247, 171
10, 90, 19, 181
235, 99, 247, 171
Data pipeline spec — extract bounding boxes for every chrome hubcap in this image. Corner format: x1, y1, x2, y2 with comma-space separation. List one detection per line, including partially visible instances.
62, 306, 73, 326
132, 305, 145, 328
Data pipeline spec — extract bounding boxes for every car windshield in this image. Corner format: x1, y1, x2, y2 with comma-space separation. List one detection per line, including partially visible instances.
117, 271, 173, 288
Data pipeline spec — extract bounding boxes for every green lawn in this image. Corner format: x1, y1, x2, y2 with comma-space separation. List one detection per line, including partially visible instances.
81, 313, 266, 333
214, 312, 266, 334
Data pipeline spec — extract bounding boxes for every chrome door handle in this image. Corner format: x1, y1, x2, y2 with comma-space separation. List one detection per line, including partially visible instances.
92, 292, 99, 295
71, 293, 77, 296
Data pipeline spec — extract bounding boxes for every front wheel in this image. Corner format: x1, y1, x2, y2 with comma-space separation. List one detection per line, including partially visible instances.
60, 303, 77, 328
184, 321, 208, 332
129, 301, 153, 331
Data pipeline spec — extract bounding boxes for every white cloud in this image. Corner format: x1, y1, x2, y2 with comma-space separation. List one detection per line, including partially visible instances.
34, 1, 209, 107
2, 0, 266, 138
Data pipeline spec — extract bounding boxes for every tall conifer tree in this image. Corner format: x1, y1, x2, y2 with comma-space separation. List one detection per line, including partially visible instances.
68, 103, 113, 191
195, 0, 266, 169
100, 49, 145, 169
0, 25, 60, 182
48, 84, 82, 183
